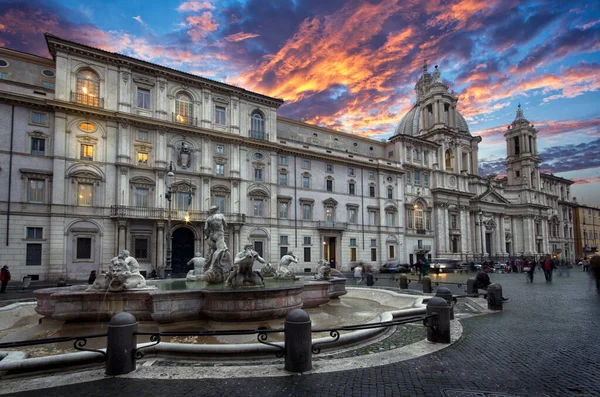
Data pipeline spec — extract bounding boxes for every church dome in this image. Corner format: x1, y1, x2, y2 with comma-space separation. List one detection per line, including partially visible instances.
393, 103, 471, 136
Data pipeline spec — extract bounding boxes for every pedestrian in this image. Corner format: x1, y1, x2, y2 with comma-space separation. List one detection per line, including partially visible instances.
88, 270, 97, 284
353, 262, 363, 285
582, 258, 590, 272
0, 265, 11, 293
542, 256, 553, 283
525, 259, 535, 283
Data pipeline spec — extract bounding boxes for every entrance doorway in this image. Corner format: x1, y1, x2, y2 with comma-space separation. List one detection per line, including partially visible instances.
323, 237, 337, 268
172, 227, 195, 276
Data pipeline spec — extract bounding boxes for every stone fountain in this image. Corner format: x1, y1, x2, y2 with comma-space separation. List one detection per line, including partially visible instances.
34, 208, 348, 323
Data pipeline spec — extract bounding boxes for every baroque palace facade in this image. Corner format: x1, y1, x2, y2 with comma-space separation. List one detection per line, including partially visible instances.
0, 35, 576, 281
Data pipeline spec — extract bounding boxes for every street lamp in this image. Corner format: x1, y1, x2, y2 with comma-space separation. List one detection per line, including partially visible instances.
478, 210, 485, 262
164, 161, 175, 279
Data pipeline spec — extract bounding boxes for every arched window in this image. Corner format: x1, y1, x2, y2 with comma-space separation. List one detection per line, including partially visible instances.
445, 149, 454, 171
76, 69, 100, 107
175, 93, 193, 124
250, 111, 265, 140
414, 203, 424, 230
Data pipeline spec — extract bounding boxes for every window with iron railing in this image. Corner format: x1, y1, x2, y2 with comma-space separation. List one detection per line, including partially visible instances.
75, 69, 102, 107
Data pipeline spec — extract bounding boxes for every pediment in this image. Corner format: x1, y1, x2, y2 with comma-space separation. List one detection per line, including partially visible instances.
323, 198, 338, 206
477, 189, 511, 205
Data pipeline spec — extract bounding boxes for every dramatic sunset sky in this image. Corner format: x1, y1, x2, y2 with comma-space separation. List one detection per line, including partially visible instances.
1, 1, 599, 204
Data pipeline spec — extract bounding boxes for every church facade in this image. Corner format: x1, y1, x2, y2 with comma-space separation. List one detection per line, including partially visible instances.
0, 35, 576, 281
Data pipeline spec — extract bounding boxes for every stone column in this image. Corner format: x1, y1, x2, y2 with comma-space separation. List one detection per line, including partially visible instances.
460, 207, 468, 254
118, 220, 127, 252
474, 216, 481, 255
443, 206, 450, 254
156, 222, 164, 270
500, 215, 507, 254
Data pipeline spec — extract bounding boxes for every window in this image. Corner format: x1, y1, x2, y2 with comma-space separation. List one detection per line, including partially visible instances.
76, 69, 100, 106
304, 236, 312, 245
175, 191, 188, 210
387, 187, 393, 199
280, 246, 288, 259
0, 71, 8, 80
214, 196, 225, 213
445, 149, 454, 170
279, 173, 288, 185
368, 210, 377, 225
28, 179, 45, 203
254, 241, 264, 258
78, 183, 93, 206
0, 59, 8, 67
302, 175, 310, 189
369, 185, 375, 197
302, 203, 312, 220
371, 248, 377, 262
76, 237, 92, 259
326, 164, 333, 173
27, 227, 43, 239
389, 245, 395, 259
138, 131, 149, 141
450, 214, 457, 229
325, 206, 335, 223
250, 111, 265, 139
386, 211, 395, 226
253, 199, 264, 217
216, 145, 224, 153
279, 202, 289, 219
388, 151, 394, 159
406, 147, 411, 160
26, 244, 42, 266
42, 69, 55, 77
349, 238, 357, 246
134, 237, 149, 260
280, 235, 289, 245
407, 209, 414, 229
175, 93, 193, 124
302, 159, 310, 169
304, 247, 311, 262
348, 182, 355, 195
137, 152, 148, 164
31, 138, 46, 155
406, 172, 411, 185
137, 88, 150, 109
414, 171, 421, 185
254, 168, 263, 181
279, 155, 288, 165
348, 208, 357, 224
31, 111, 48, 125
135, 188, 149, 207
415, 204, 424, 229
424, 174, 429, 188
80, 144, 94, 160
424, 151, 429, 165
215, 106, 226, 125
326, 179, 333, 192
350, 247, 357, 262
41, 80, 55, 89
79, 122, 95, 132
348, 167, 355, 176
216, 163, 225, 176
413, 149, 419, 161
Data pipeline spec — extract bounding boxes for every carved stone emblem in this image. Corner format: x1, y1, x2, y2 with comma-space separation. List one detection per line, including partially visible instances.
177, 142, 192, 169
484, 218, 497, 231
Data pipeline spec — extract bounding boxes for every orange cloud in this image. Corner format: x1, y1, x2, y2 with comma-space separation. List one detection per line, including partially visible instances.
186, 12, 218, 41
571, 176, 600, 185
224, 32, 260, 42
177, 1, 215, 12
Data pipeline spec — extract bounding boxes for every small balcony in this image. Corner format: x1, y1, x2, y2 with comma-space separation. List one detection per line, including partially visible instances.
414, 245, 431, 253
249, 129, 269, 141
71, 91, 104, 108
172, 112, 197, 126
316, 221, 348, 231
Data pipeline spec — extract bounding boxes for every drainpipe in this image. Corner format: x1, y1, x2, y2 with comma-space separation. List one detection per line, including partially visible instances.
294, 155, 297, 250
5, 105, 14, 246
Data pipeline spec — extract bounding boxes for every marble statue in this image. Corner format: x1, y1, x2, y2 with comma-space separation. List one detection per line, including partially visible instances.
260, 261, 277, 278
203, 206, 232, 284
315, 259, 344, 280
227, 244, 265, 288
275, 251, 298, 280
186, 252, 206, 281
88, 251, 151, 292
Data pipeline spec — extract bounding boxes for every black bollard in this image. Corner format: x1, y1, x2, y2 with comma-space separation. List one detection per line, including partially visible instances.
284, 309, 312, 373
422, 276, 432, 293
487, 283, 503, 310
425, 297, 451, 343
399, 274, 409, 289
466, 278, 478, 296
106, 312, 138, 376
435, 287, 454, 320
366, 273, 374, 286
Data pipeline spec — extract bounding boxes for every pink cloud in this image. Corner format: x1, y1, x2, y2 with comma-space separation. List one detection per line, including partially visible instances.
186, 12, 218, 41
571, 176, 600, 185
224, 32, 260, 42
177, 1, 215, 12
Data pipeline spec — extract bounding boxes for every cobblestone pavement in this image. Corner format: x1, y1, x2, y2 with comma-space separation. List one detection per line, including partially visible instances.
2, 271, 600, 397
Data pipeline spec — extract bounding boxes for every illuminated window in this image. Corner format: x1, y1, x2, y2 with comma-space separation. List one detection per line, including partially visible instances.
76, 69, 100, 107
80, 144, 94, 161
175, 93, 193, 124
279, 202, 289, 219
79, 122, 95, 132
414, 204, 424, 229
78, 183, 93, 206
137, 152, 148, 164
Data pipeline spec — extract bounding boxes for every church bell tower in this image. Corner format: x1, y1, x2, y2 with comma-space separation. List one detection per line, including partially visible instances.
504, 105, 541, 189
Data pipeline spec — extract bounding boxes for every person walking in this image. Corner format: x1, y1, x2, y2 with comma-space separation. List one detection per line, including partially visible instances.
353, 262, 363, 285
525, 259, 536, 283
0, 265, 11, 293
542, 256, 553, 283
590, 255, 600, 294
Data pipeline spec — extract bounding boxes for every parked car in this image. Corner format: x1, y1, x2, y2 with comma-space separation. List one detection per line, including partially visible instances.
429, 258, 461, 274
380, 261, 410, 273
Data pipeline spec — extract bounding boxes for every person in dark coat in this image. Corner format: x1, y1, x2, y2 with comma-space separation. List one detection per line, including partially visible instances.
0, 265, 11, 293
88, 270, 97, 284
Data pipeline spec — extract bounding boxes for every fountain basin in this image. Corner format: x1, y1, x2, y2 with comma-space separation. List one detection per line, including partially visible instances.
34, 278, 347, 322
